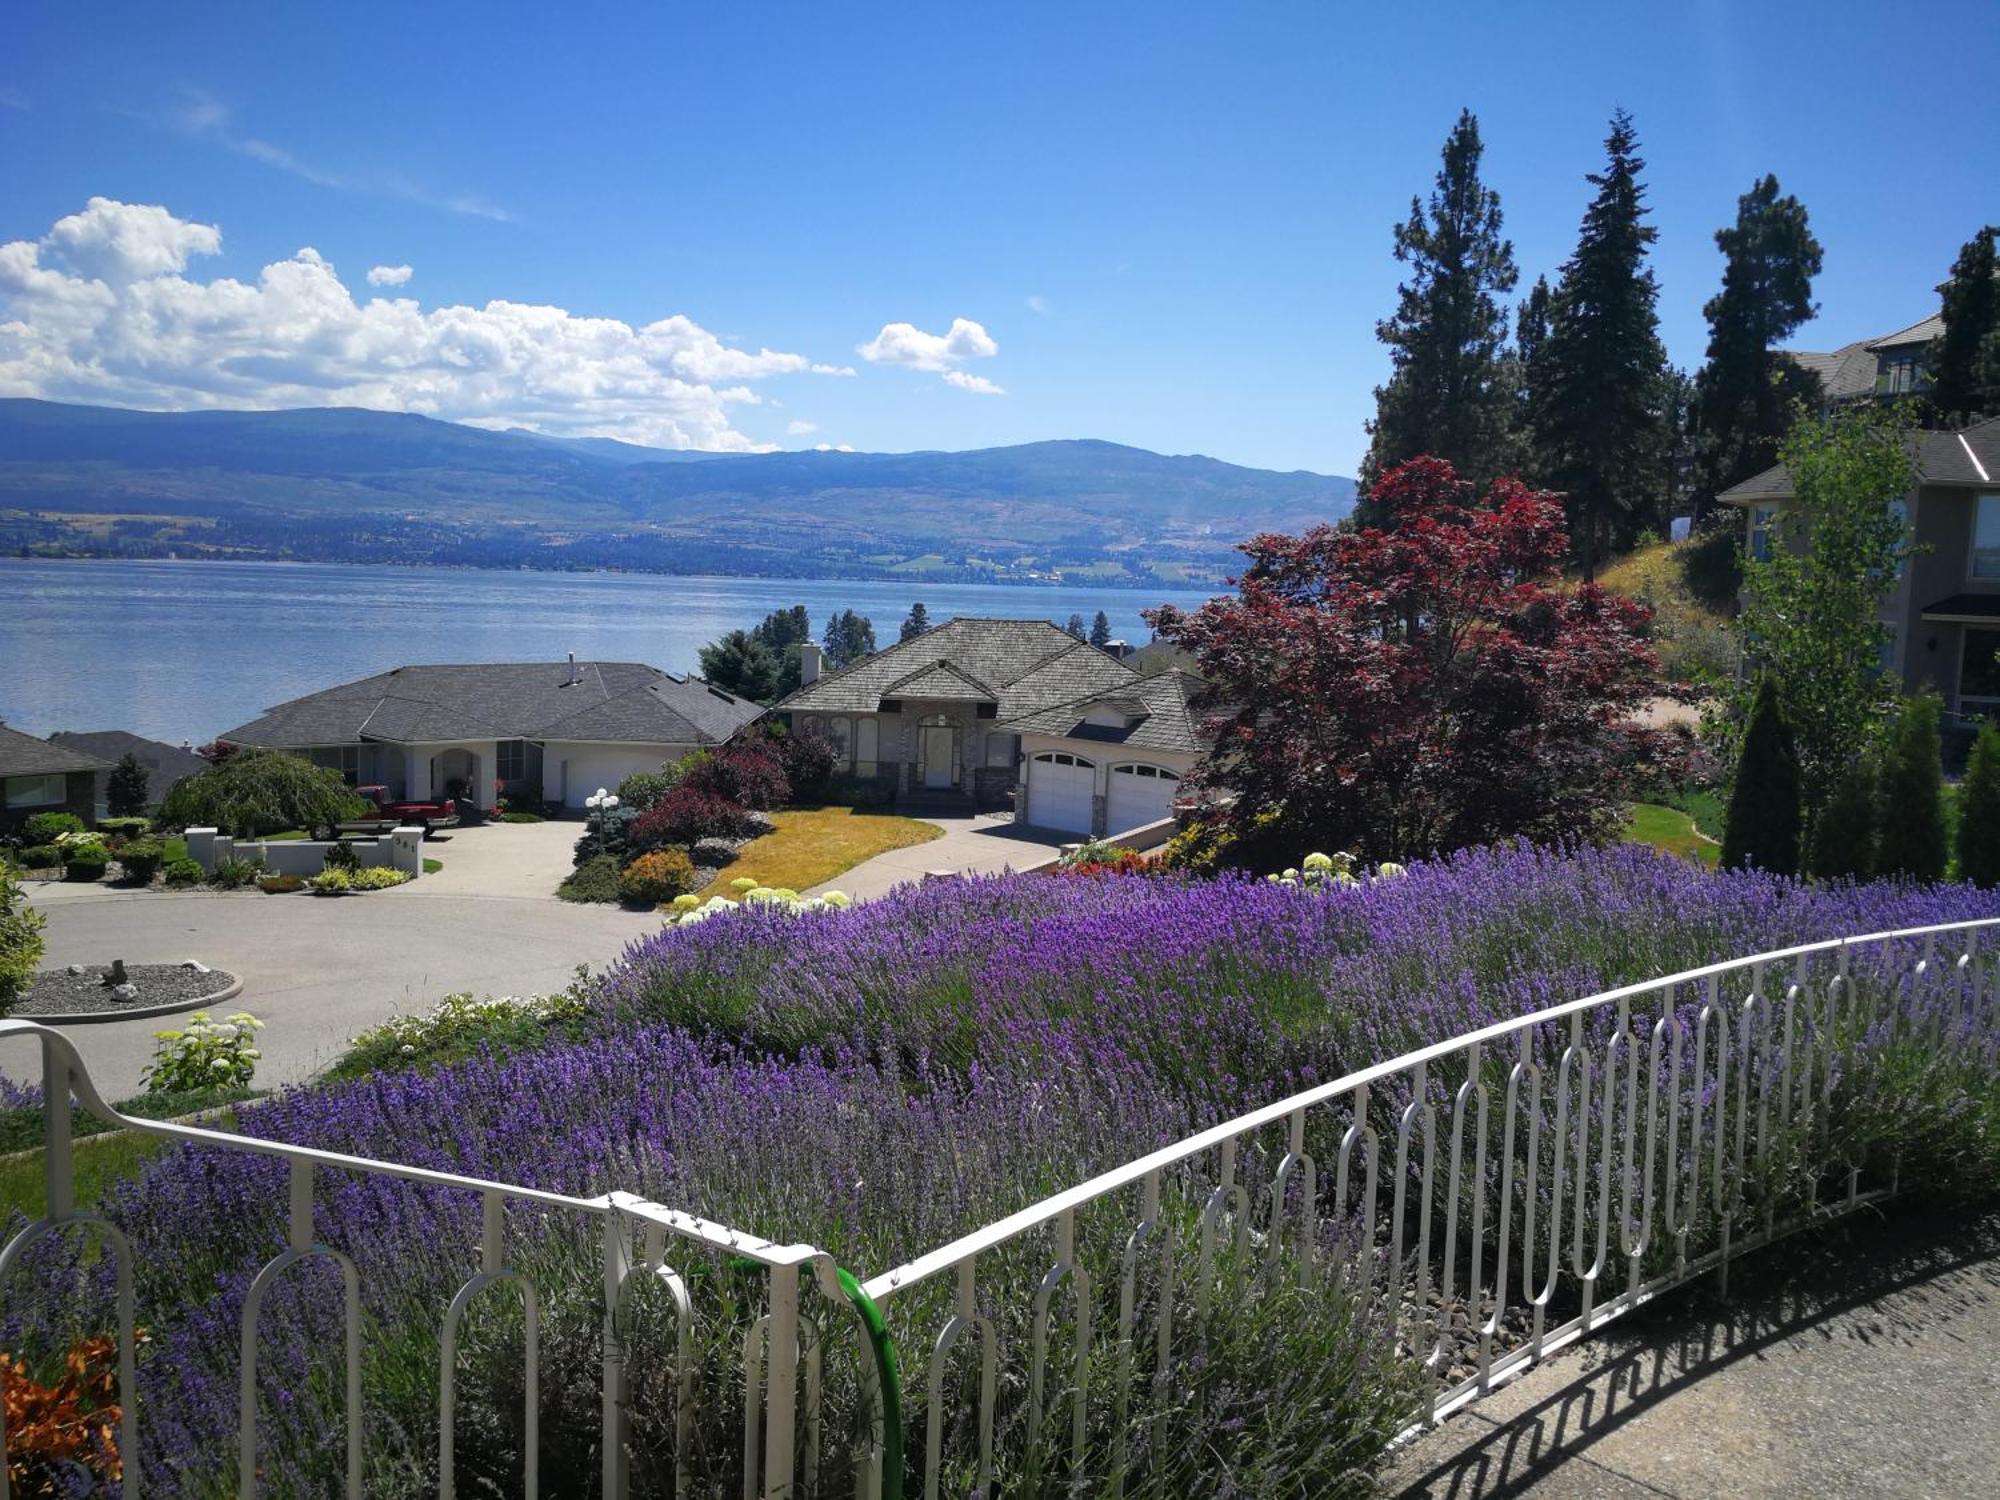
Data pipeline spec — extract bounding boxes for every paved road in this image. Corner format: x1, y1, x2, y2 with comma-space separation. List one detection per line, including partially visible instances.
1381, 1207, 2000, 1500
803, 811, 1069, 901
9, 882, 662, 1098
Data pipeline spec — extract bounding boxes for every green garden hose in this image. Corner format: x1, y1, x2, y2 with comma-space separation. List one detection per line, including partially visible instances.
834, 1265, 905, 1500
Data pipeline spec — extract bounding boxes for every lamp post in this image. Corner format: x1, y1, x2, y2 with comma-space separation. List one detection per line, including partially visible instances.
585, 789, 620, 843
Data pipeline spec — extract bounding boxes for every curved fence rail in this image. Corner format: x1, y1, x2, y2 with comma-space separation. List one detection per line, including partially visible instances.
4, 916, 1997, 1497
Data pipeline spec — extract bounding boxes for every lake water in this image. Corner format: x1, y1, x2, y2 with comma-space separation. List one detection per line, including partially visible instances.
0, 558, 1217, 743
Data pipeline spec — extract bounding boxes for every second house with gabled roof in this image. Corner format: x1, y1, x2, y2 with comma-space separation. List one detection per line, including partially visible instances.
216, 657, 764, 811
777, 617, 1207, 835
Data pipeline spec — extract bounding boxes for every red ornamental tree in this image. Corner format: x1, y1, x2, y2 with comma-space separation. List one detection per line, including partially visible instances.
1147, 456, 1665, 862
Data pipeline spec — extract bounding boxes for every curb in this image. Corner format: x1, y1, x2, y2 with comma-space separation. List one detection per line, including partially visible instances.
17, 971, 245, 1027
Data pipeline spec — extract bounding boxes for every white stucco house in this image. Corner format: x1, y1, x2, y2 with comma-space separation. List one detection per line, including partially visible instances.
214, 658, 764, 811
777, 617, 1208, 836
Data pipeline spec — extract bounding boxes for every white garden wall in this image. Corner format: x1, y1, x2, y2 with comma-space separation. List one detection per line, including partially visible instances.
185, 826, 424, 878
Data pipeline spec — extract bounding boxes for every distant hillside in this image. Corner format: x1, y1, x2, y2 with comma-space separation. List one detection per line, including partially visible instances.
0, 399, 1355, 586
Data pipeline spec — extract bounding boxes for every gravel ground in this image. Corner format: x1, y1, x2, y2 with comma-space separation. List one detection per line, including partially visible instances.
15, 963, 239, 1019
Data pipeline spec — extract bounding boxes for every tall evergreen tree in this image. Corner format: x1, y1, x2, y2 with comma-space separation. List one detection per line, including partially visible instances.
752, 605, 812, 697
1928, 225, 1999, 423
1527, 111, 1669, 576
822, 609, 877, 670
1874, 695, 1948, 883
1804, 755, 1875, 882
1089, 610, 1112, 648
107, 752, 151, 817
1360, 109, 1520, 506
1511, 274, 1553, 472
1719, 676, 1801, 875
1693, 175, 1824, 513
1064, 612, 1087, 641
1956, 720, 2000, 889
899, 602, 931, 643
697, 630, 780, 703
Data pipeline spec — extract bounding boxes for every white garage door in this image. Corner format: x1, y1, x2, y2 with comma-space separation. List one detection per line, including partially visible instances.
1107, 763, 1180, 833
1027, 752, 1095, 833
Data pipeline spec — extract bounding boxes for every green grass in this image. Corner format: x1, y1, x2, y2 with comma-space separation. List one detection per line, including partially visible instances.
1624, 802, 1719, 867
1665, 788, 1724, 841
422, 857, 443, 874
0, 1130, 170, 1221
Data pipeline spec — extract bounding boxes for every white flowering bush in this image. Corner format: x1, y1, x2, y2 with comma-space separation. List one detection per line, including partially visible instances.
142, 1011, 264, 1094
332, 975, 592, 1079
663, 883, 853, 926
1264, 851, 1406, 889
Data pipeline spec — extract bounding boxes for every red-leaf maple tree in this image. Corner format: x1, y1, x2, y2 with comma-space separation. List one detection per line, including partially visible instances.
1147, 456, 1665, 862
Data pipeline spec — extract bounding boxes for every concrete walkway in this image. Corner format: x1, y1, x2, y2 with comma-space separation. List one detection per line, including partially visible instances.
803, 811, 1071, 901
1381, 1207, 2000, 1499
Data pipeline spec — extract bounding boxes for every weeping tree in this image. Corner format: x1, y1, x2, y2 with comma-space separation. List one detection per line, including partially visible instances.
157, 749, 367, 837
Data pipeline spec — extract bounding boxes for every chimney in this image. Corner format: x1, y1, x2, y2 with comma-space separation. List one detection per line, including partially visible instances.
800, 641, 823, 685
566, 651, 579, 686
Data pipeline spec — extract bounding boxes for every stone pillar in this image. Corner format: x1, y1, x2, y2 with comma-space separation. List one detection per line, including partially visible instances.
389, 826, 424, 876
186, 827, 222, 872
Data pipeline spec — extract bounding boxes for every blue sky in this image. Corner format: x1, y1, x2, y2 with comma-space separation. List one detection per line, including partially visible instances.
3, 1, 1995, 475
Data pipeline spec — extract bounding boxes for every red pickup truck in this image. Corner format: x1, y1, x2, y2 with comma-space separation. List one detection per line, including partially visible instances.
332, 785, 463, 836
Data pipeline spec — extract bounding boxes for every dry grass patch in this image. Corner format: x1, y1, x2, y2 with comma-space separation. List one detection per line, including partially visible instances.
700, 806, 944, 897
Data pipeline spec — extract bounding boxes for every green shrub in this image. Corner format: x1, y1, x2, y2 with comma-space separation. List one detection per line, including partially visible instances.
616, 766, 681, 811
115, 837, 166, 883
325, 974, 592, 1081
349, 866, 411, 890
256, 873, 307, 894
322, 838, 360, 872
16, 845, 62, 873
1720, 677, 1801, 874
619, 848, 699, 905
141, 1011, 263, 1094
827, 774, 892, 809
1876, 695, 1948, 882
0, 865, 46, 1015
207, 856, 265, 890
557, 854, 623, 904
308, 867, 353, 893
1805, 758, 1875, 881
1678, 520, 1744, 609
106, 752, 152, 818
1958, 721, 2000, 887
157, 748, 367, 837
1162, 817, 1232, 874
62, 853, 109, 883
22, 811, 85, 844
161, 857, 205, 886
498, 810, 546, 824
97, 816, 151, 841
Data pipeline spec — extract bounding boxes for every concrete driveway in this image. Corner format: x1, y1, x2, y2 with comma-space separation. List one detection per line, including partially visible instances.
404, 817, 586, 899
805, 812, 1071, 901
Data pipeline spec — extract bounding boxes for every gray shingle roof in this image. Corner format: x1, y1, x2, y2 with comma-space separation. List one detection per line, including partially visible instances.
220, 661, 762, 749
997, 668, 1210, 753
779, 618, 1139, 719
46, 730, 204, 804
1790, 340, 1880, 401
883, 661, 998, 701
1718, 417, 2000, 505
0, 722, 111, 778
1868, 314, 1945, 351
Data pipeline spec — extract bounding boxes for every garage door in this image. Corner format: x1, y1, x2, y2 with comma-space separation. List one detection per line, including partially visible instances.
1107, 763, 1180, 833
1027, 752, 1095, 833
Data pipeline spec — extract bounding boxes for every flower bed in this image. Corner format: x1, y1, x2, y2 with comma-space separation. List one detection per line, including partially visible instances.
7, 845, 2000, 1493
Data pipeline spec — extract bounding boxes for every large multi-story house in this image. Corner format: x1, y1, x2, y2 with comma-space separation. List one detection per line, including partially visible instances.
1721, 417, 2000, 715
1791, 313, 1943, 405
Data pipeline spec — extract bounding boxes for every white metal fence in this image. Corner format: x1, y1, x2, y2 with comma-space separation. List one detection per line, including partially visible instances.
4, 916, 1996, 1497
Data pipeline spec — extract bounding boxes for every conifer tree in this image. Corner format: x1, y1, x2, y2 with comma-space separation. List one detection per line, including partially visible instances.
1512, 275, 1553, 470
1928, 226, 1999, 423
1064, 612, 1087, 641
1528, 111, 1669, 576
899, 602, 931, 643
1693, 175, 1824, 513
1957, 719, 2000, 888
822, 609, 876, 670
1089, 610, 1112, 648
1720, 676, 1801, 875
1874, 695, 1948, 883
1360, 109, 1520, 506
1804, 756, 1875, 882
106, 751, 151, 818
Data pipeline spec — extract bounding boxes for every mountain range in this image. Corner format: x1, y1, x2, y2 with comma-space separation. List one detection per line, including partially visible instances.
0, 399, 1355, 586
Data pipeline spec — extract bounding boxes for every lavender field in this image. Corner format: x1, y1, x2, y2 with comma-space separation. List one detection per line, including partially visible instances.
12, 845, 2000, 1494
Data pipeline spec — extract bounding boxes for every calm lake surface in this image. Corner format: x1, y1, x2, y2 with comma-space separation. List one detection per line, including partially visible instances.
0, 558, 1216, 743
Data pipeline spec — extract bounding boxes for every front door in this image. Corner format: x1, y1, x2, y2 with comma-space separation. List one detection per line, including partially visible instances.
921, 726, 954, 788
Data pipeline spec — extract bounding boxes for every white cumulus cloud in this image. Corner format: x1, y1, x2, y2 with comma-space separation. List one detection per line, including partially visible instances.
858, 316, 998, 372
366, 263, 413, 286
941, 370, 1005, 396
0, 197, 846, 451
785, 419, 819, 435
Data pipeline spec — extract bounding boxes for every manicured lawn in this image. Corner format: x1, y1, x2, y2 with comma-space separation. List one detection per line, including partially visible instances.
1624, 801, 1719, 866
699, 805, 944, 896
422, 857, 443, 874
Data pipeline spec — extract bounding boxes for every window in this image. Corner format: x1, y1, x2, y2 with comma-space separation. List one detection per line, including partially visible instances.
4, 773, 67, 809
307, 745, 361, 785
1112, 764, 1180, 782
985, 732, 1017, 768
496, 740, 526, 783
1748, 504, 1778, 563
1032, 752, 1095, 769
828, 716, 852, 769
855, 718, 878, 774
1975, 496, 2000, 581
1963, 628, 2000, 703
1876, 354, 1927, 396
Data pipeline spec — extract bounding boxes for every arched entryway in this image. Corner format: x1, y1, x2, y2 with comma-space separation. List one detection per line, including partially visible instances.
434, 747, 479, 801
